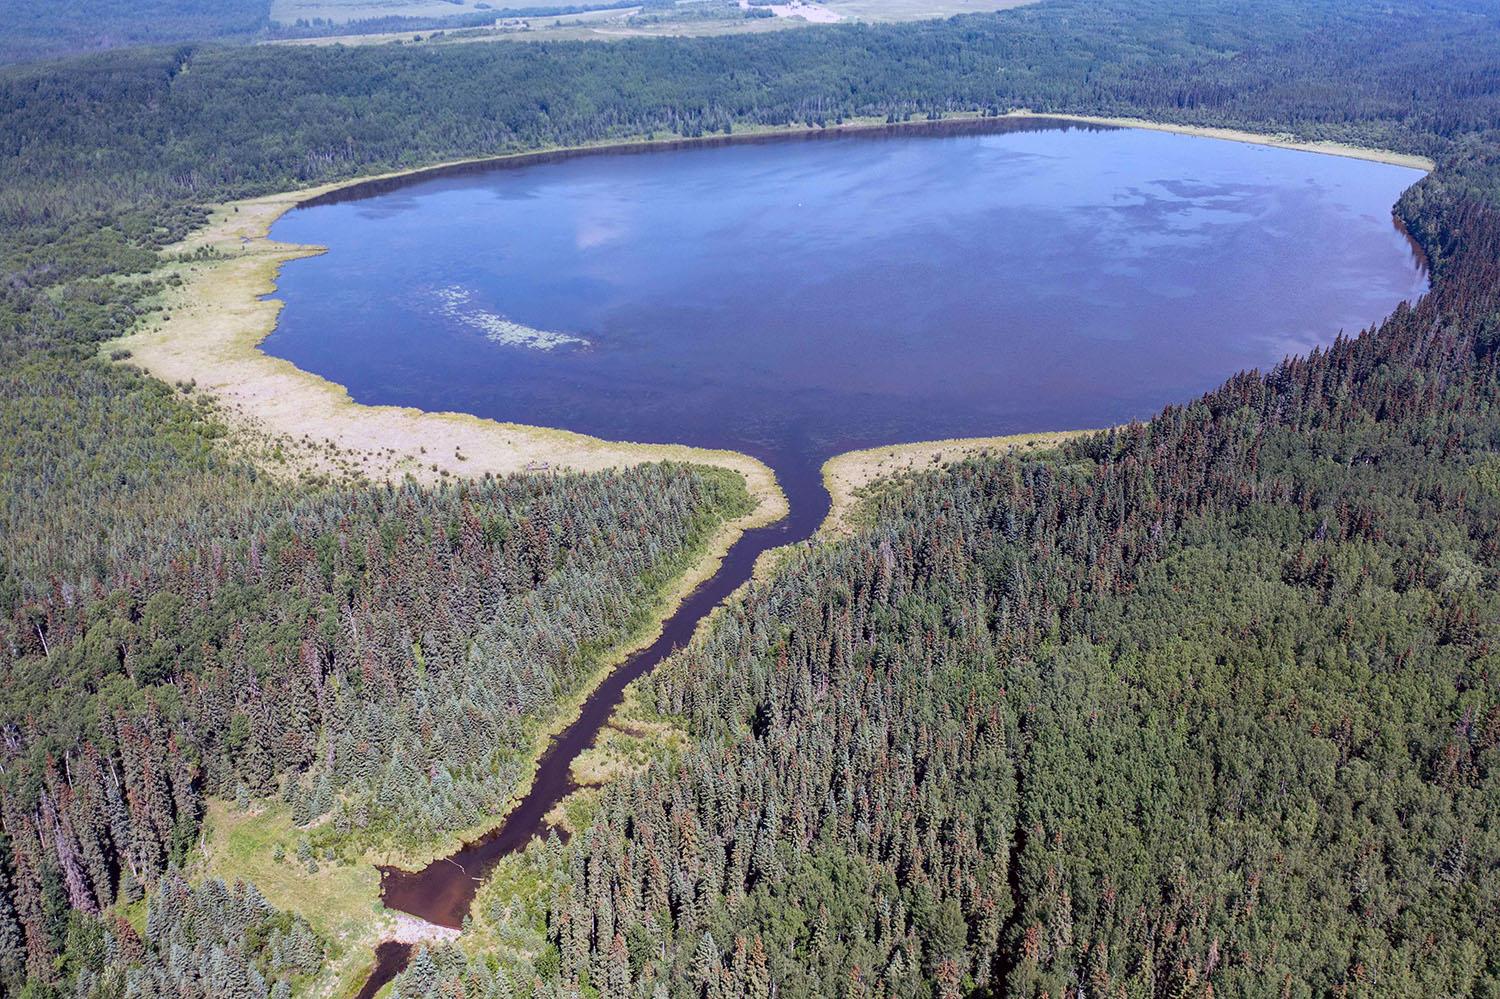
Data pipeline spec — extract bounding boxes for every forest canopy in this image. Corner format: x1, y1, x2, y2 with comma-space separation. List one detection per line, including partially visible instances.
0, 0, 271, 67
2, 0, 1500, 996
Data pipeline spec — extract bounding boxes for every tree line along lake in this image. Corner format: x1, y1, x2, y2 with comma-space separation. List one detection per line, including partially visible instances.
265, 118, 1428, 531
260, 118, 1428, 989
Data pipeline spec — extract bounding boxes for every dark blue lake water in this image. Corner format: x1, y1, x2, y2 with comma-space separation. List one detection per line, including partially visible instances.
273, 123, 1430, 972
265, 119, 1427, 523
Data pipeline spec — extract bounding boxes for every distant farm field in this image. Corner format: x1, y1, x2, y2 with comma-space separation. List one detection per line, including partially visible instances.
270, 0, 562, 24
270, 0, 1031, 27
825, 0, 1033, 18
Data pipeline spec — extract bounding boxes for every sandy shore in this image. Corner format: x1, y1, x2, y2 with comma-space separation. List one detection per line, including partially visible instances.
114, 184, 786, 525
821, 430, 1093, 534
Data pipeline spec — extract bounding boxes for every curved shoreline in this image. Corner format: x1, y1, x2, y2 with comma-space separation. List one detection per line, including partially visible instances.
112, 109, 1428, 534
116, 113, 1432, 998
114, 192, 785, 521
288, 113, 1433, 213
820, 430, 1096, 535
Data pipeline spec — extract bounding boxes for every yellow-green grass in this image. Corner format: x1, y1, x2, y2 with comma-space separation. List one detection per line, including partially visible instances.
197, 799, 396, 998
543, 682, 688, 837
114, 896, 149, 937
570, 684, 686, 788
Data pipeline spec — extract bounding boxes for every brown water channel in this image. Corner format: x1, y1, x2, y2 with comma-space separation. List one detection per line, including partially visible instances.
263, 119, 1428, 996
353, 471, 824, 998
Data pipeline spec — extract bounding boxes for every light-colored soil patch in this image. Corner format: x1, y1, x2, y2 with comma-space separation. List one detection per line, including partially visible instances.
389, 913, 461, 945
822, 430, 1094, 535
824, 0, 1033, 19
739, 0, 841, 23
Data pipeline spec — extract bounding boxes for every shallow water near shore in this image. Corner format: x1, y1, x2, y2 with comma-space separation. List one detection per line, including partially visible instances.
264, 117, 1427, 987
267, 119, 1426, 525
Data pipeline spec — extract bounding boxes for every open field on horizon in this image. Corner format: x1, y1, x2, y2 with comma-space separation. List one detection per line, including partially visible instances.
6, 1, 1500, 994
271, 0, 527, 24
270, 0, 1036, 45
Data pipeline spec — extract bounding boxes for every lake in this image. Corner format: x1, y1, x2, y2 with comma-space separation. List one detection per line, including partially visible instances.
265, 118, 1427, 525
268, 120, 1430, 987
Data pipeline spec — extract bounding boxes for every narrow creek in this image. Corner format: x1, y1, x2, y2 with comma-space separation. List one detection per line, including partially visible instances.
353, 457, 827, 998
263, 122, 1429, 997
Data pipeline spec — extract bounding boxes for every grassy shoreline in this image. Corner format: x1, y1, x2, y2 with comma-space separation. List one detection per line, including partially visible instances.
114, 186, 787, 516
126, 112, 1430, 991
113, 108, 1428, 531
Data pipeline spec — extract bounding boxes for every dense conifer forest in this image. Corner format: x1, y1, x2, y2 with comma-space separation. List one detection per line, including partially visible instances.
3, 0, 1500, 996
407, 189, 1500, 997
0, 0, 271, 67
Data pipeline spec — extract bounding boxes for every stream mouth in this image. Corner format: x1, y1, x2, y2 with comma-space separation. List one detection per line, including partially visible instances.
356, 456, 825, 992
378, 454, 828, 927
266, 118, 1428, 994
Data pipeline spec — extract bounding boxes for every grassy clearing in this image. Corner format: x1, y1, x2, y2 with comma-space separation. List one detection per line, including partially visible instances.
198, 800, 381, 943
115, 897, 149, 937
196, 799, 394, 998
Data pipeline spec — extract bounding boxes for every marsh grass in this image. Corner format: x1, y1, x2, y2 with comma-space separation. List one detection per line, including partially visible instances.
197, 799, 391, 998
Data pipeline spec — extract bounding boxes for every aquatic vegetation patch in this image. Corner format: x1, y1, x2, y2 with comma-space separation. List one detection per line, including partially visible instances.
435, 285, 588, 350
